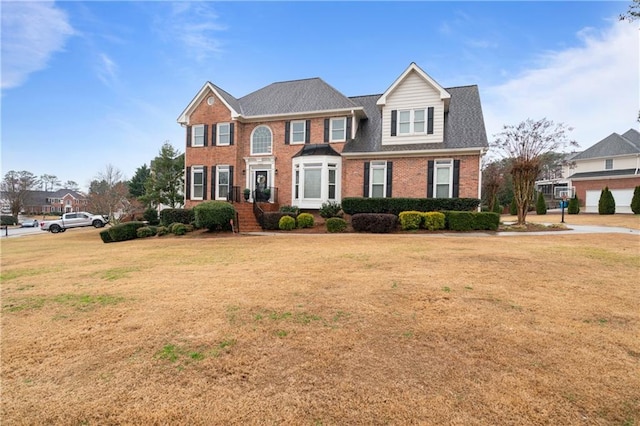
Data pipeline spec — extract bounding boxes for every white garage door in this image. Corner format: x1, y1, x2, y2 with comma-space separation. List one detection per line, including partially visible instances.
585, 189, 633, 213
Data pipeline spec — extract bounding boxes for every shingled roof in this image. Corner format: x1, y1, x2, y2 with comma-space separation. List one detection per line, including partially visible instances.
571, 129, 640, 160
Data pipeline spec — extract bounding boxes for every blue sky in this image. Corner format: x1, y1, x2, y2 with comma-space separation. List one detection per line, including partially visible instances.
2, 1, 638, 192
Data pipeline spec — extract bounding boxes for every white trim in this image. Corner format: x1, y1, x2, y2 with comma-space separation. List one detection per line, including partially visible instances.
250, 125, 273, 155
433, 159, 454, 198
234, 107, 366, 123
191, 166, 205, 200
369, 160, 387, 198
292, 155, 343, 209
290, 120, 306, 144
216, 165, 230, 200
330, 117, 346, 142
217, 123, 231, 146
177, 82, 239, 124
341, 147, 485, 159
192, 124, 205, 147
377, 63, 450, 106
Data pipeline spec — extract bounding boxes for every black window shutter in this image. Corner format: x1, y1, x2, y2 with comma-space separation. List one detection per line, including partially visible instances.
229, 166, 234, 201
452, 160, 460, 198
324, 119, 330, 142
427, 107, 434, 134
203, 125, 209, 147
186, 126, 192, 147
427, 160, 434, 198
391, 110, 397, 136
386, 161, 393, 198
211, 124, 216, 146
203, 166, 208, 200
363, 162, 370, 197
211, 166, 216, 200
346, 117, 352, 140
305, 120, 311, 144
285, 121, 290, 144
229, 123, 234, 146
186, 166, 191, 199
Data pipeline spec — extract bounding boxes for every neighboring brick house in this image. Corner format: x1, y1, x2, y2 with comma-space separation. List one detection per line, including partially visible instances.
24, 189, 88, 214
177, 63, 488, 211
567, 128, 640, 213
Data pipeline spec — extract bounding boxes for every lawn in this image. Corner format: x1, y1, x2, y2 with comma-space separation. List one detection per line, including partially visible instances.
1, 216, 639, 425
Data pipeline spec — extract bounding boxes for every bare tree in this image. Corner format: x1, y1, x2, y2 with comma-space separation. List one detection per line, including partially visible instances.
1, 170, 40, 216
63, 180, 81, 192
40, 174, 61, 192
491, 118, 578, 225
87, 165, 127, 222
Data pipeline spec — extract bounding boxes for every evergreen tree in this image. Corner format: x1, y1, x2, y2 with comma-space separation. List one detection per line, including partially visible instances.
129, 164, 151, 199
631, 186, 640, 214
140, 142, 184, 209
509, 198, 517, 215
598, 186, 616, 215
535, 192, 547, 215
568, 194, 580, 215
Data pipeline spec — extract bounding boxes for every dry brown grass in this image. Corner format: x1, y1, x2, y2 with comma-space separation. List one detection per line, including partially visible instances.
505, 212, 640, 230
1, 224, 639, 425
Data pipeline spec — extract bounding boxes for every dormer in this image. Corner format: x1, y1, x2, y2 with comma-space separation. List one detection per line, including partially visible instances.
377, 63, 450, 146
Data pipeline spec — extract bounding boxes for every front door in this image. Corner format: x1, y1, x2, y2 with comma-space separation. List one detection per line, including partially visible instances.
254, 170, 270, 201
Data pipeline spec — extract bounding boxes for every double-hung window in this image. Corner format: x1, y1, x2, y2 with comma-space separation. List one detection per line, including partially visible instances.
303, 163, 322, 199
435, 160, 453, 198
191, 166, 204, 200
605, 159, 613, 170
217, 166, 230, 200
218, 123, 230, 146
370, 161, 387, 198
192, 125, 205, 147
330, 118, 346, 142
291, 121, 306, 144
398, 109, 426, 135
328, 164, 337, 200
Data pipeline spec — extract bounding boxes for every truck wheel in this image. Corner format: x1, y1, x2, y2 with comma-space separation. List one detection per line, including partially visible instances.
93, 220, 105, 228
50, 224, 61, 234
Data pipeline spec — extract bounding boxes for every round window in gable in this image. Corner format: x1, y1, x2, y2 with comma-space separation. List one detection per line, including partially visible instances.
207, 96, 215, 106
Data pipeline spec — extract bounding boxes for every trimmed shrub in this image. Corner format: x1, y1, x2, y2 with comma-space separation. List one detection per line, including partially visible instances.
263, 212, 294, 230
136, 226, 156, 238
536, 192, 547, 215
1, 215, 18, 226
108, 221, 145, 242
99, 229, 113, 243
296, 213, 314, 228
319, 201, 343, 218
143, 208, 160, 225
445, 211, 499, 231
492, 198, 503, 214
568, 194, 580, 215
172, 223, 187, 235
341, 197, 480, 216
398, 211, 423, 231
279, 205, 300, 217
509, 198, 517, 215
156, 226, 169, 236
160, 208, 194, 227
326, 217, 347, 233
598, 186, 616, 215
422, 212, 446, 231
351, 213, 398, 233
473, 212, 500, 231
447, 211, 474, 231
194, 201, 235, 231
631, 186, 640, 214
278, 215, 296, 231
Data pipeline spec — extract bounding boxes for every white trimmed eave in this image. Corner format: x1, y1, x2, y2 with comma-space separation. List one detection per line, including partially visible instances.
573, 152, 640, 162
234, 107, 366, 123
341, 147, 486, 160
177, 82, 240, 125
376, 63, 451, 107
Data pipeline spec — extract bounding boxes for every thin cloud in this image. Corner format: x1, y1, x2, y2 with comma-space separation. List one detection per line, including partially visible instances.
1, 1, 75, 90
483, 20, 639, 149
96, 53, 119, 88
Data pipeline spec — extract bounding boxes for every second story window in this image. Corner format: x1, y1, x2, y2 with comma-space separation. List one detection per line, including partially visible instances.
218, 123, 230, 145
192, 124, 205, 147
391, 107, 434, 136
605, 158, 613, 170
251, 126, 272, 155
291, 121, 306, 144
330, 118, 346, 142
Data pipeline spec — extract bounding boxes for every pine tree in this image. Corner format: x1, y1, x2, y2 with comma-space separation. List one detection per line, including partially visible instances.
598, 186, 616, 215
535, 192, 547, 215
568, 194, 580, 215
509, 198, 517, 215
631, 186, 640, 214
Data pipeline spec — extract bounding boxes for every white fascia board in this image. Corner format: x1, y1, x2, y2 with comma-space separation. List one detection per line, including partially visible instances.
177, 82, 240, 125
341, 147, 485, 159
376, 63, 451, 106
235, 107, 366, 123
568, 173, 640, 181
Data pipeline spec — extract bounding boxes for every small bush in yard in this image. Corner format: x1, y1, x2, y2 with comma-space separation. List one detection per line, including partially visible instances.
398, 211, 422, 231
422, 212, 446, 231
568, 194, 580, 215
296, 213, 314, 228
136, 227, 156, 238
156, 226, 169, 236
319, 201, 343, 218
279, 205, 299, 217
326, 217, 347, 233
1, 215, 18, 226
631, 186, 640, 214
160, 208, 194, 227
172, 223, 187, 235
143, 208, 160, 225
351, 213, 397, 233
598, 186, 615, 215
278, 215, 296, 231
536, 192, 547, 215
108, 221, 146, 242
99, 229, 113, 243
194, 201, 235, 231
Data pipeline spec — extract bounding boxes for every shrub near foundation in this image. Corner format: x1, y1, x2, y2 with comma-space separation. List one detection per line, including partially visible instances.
107, 222, 146, 242
351, 213, 398, 233
296, 213, 314, 229
326, 217, 347, 233
278, 215, 296, 231
194, 201, 235, 231
445, 212, 499, 231
422, 212, 446, 231
399, 211, 423, 231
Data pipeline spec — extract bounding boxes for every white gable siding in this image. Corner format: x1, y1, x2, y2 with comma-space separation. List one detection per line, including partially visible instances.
573, 155, 638, 174
381, 71, 445, 146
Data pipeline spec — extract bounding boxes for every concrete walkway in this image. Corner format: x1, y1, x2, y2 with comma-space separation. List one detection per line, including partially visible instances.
497, 224, 640, 237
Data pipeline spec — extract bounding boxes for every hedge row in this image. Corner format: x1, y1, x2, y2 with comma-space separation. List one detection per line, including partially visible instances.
160, 208, 194, 227
194, 201, 235, 231
100, 222, 195, 243
342, 197, 480, 216
350, 211, 499, 233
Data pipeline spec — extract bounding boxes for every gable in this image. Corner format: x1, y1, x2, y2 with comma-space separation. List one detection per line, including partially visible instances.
572, 130, 640, 161
177, 82, 240, 125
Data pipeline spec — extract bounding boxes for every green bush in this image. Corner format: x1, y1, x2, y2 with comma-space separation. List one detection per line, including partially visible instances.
351, 213, 398, 233
631, 186, 640, 214
445, 211, 499, 231
492, 198, 503, 214
262, 212, 293, 230
160, 208, 194, 227
326, 217, 347, 233
422, 212, 446, 231
99, 229, 113, 243
193, 201, 235, 231
296, 213, 314, 228
156, 226, 169, 236
568, 194, 580, 215
1, 215, 18, 226
279, 205, 300, 217
136, 226, 156, 238
108, 221, 145, 242
536, 192, 547, 215
143, 208, 160, 225
398, 211, 423, 231
278, 215, 296, 231
319, 201, 343, 218
598, 186, 616, 215
341, 197, 480, 216
172, 223, 187, 235
509, 198, 517, 215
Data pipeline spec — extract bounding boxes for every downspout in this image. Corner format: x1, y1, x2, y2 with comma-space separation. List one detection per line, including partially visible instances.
636, 154, 639, 175
477, 148, 487, 212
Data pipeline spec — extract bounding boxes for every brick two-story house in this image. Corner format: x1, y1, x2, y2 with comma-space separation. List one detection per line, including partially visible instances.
178, 63, 488, 212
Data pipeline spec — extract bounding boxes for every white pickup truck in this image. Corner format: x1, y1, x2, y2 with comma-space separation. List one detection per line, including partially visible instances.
40, 212, 109, 233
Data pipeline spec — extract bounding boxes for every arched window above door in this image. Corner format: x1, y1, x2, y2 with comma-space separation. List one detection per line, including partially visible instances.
251, 126, 272, 155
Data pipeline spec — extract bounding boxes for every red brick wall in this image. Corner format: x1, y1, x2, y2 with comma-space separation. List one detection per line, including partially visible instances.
573, 177, 640, 206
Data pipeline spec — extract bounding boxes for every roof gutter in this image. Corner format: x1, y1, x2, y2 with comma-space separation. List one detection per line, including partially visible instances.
234, 107, 366, 123
340, 147, 486, 159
